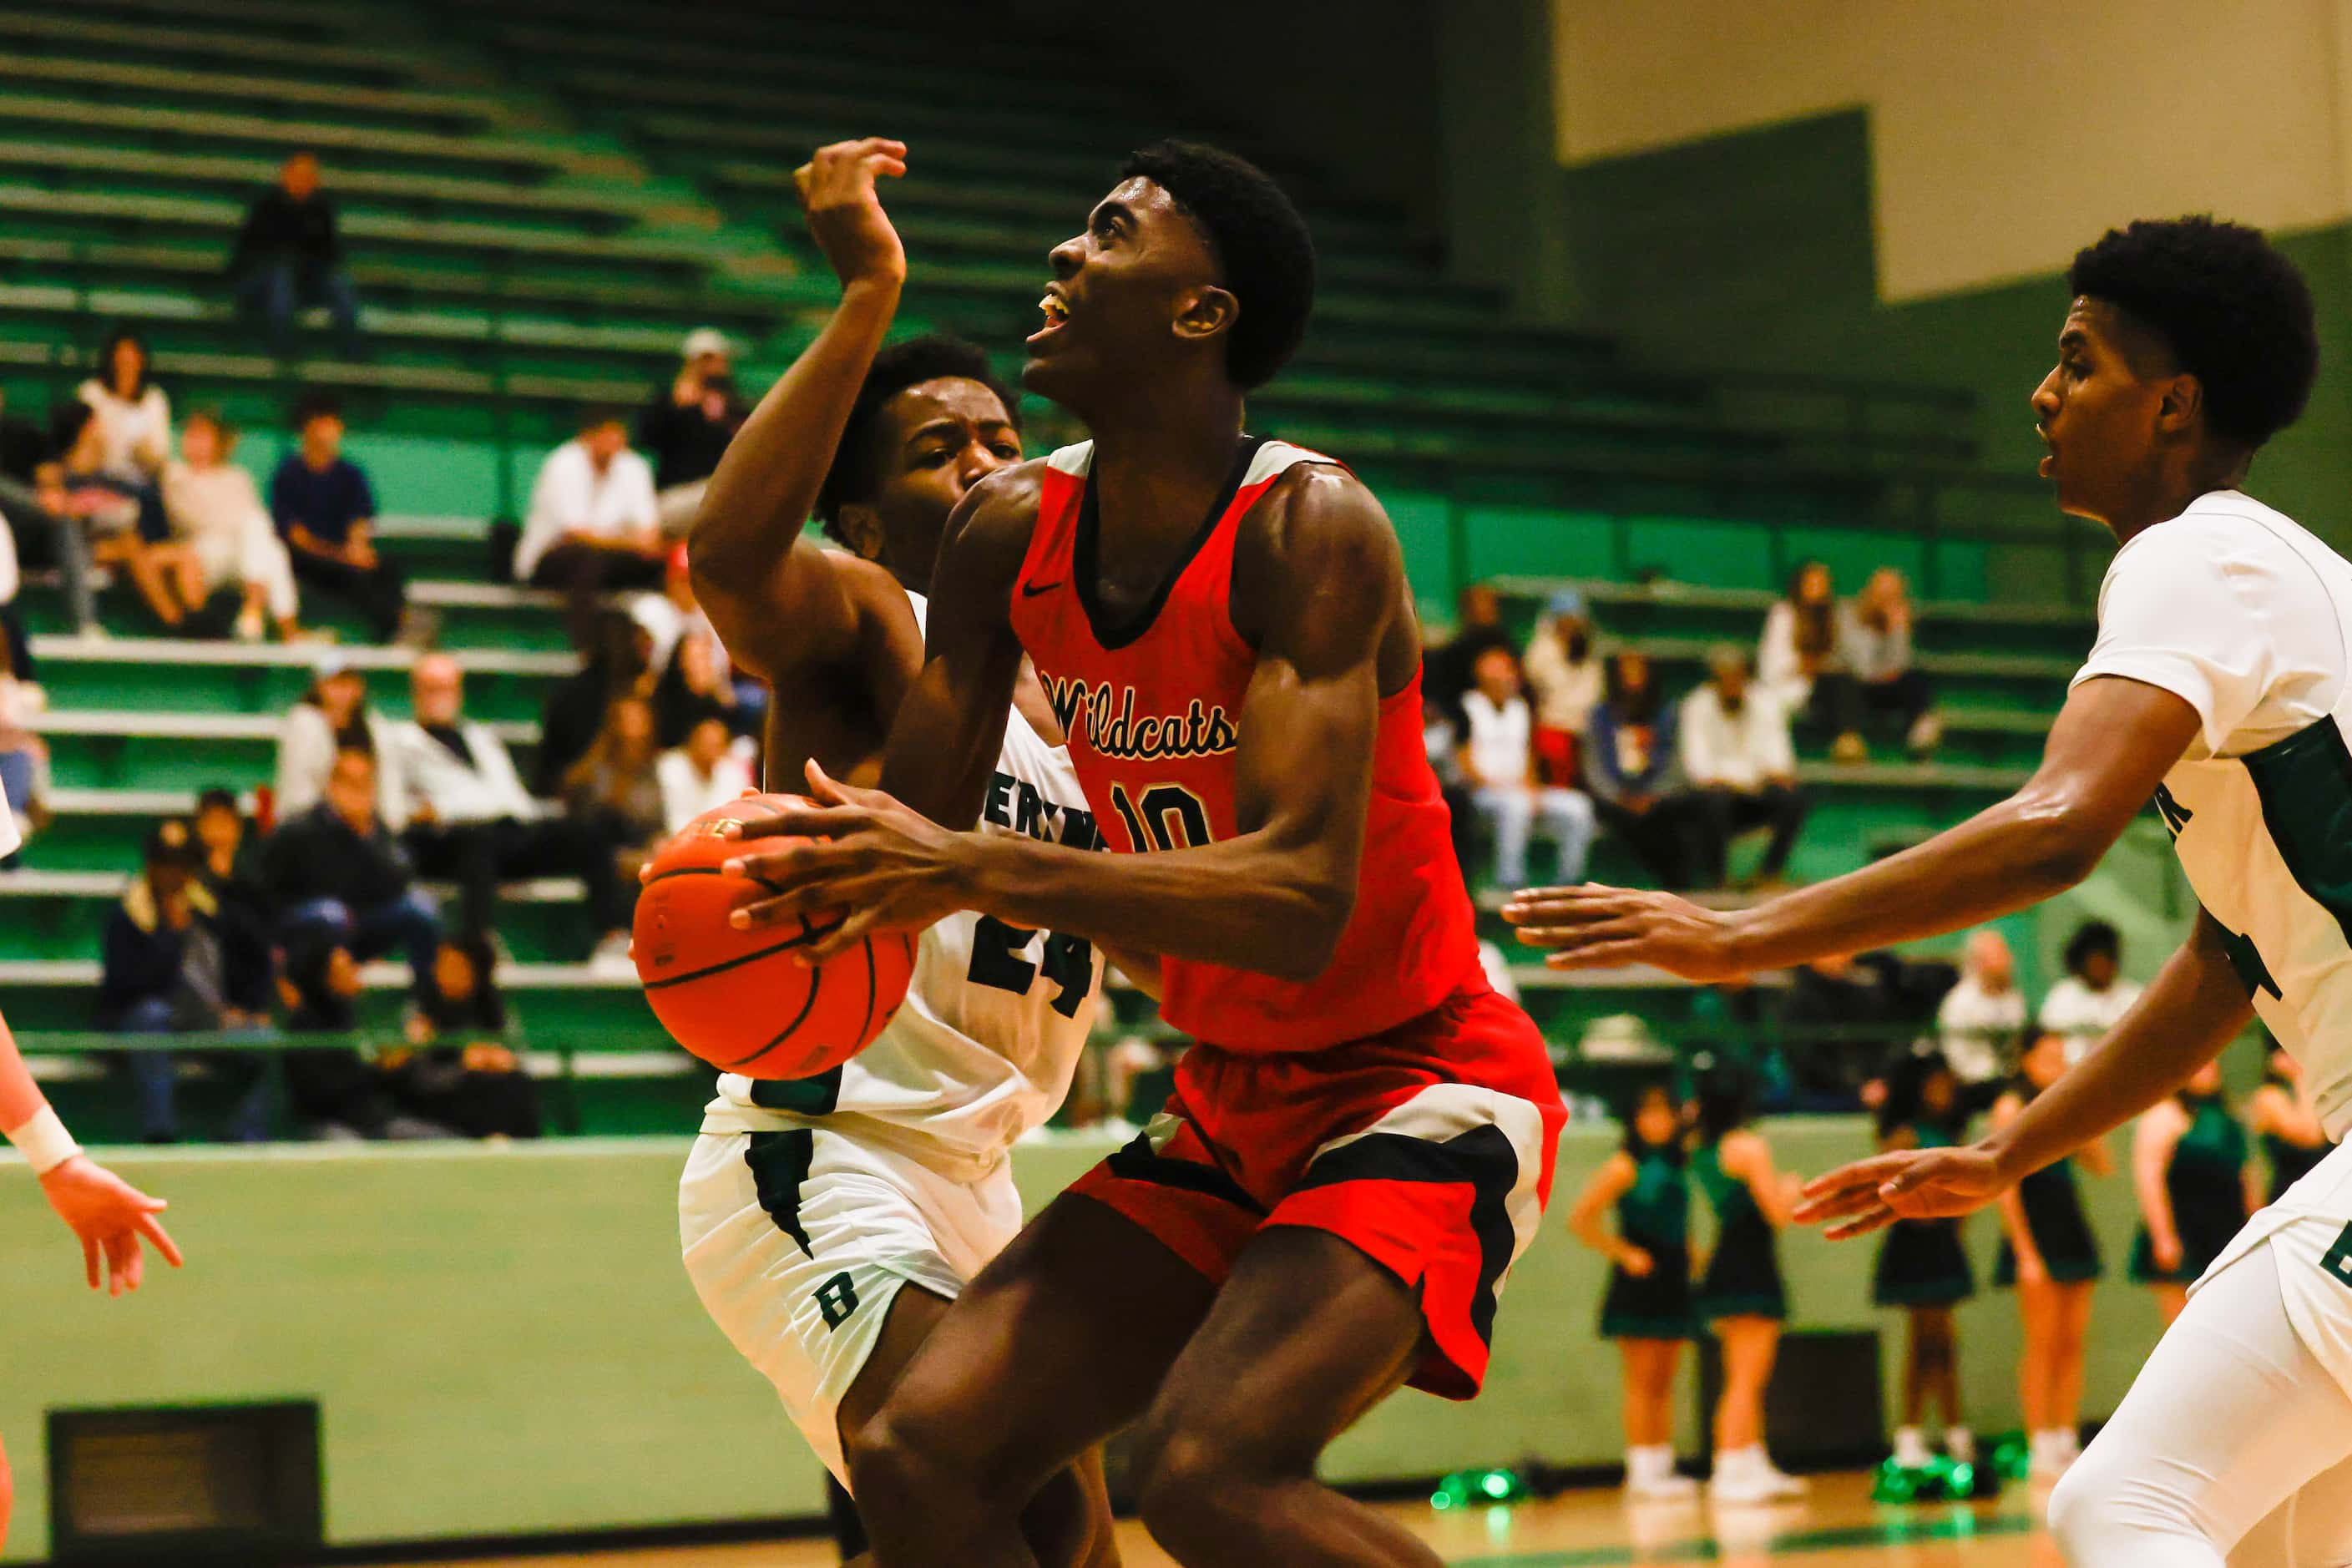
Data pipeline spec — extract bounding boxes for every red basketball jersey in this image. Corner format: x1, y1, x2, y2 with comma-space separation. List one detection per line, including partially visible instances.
1010, 438, 1483, 1054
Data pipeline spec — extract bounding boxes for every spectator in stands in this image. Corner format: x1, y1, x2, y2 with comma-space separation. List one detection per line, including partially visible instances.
1679, 645, 1808, 888
1588, 650, 1710, 889
1459, 645, 1593, 889
47, 402, 178, 631
271, 393, 409, 643
1522, 588, 1602, 787
655, 620, 741, 744
102, 818, 274, 1144
1423, 695, 1478, 877
1937, 928, 2027, 1105
532, 607, 655, 797
1849, 568, 1942, 756
0, 631, 46, 867
631, 544, 716, 677
1426, 582, 1516, 731
1758, 560, 1867, 762
386, 934, 540, 1140
265, 748, 442, 1002
2038, 919, 2142, 1065
275, 655, 403, 827
659, 714, 755, 835
276, 943, 444, 1141
638, 329, 747, 535
230, 151, 362, 361
76, 329, 172, 483
387, 653, 634, 970
514, 409, 665, 640
191, 786, 270, 943
563, 695, 666, 875
162, 411, 311, 643
0, 389, 93, 635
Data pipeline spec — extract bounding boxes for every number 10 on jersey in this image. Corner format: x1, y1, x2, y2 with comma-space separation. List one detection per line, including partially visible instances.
1107, 781, 1213, 852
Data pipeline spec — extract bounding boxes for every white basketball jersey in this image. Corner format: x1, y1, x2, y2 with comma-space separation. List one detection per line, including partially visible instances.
2073, 491, 2352, 1137
701, 589, 1107, 1176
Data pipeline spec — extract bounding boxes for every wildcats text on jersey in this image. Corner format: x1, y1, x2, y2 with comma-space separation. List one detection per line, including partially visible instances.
1039, 673, 1239, 762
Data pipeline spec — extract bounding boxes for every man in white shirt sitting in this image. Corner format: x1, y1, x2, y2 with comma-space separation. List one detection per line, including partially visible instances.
513, 408, 665, 636
1459, 645, 1594, 889
1679, 646, 1810, 888
1936, 928, 2027, 1103
656, 714, 755, 835
384, 653, 633, 971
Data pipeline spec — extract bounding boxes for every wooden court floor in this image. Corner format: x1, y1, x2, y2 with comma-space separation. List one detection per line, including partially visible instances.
382, 1472, 2063, 1567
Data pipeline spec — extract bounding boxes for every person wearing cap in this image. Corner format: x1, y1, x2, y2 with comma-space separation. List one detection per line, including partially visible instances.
637, 328, 748, 537
275, 653, 404, 828
270, 392, 410, 643
515, 407, 665, 642
1523, 586, 1603, 787
101, 818, 276, 1144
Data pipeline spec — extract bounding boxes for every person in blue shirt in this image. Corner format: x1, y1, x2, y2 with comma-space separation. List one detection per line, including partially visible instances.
270, 393, 407, 642
1586, 650, 1713, 889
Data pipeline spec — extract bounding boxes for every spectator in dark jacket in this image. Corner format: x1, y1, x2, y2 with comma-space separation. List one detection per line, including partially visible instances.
103, 818, 274, 1142
387, 934, 541, 1139
264, 747, 441, 999
1586, 650, 1712, 890
637, 329, 746, 535
192, 783, 271, 965
278, 943, 447, 1141
230, 151, 361, 360
271, 393, 407, 641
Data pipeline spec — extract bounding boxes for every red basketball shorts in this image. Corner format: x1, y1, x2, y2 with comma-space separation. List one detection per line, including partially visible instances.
1071, 979, 1566, 1399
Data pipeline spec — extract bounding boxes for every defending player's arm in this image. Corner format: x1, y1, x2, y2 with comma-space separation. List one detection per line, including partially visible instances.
1797, 908, 2252, 1237
1, 1014, 181, 1293
1505, 674, 2200, 977
686, 137, 921, 781
731, 468, 1397, 982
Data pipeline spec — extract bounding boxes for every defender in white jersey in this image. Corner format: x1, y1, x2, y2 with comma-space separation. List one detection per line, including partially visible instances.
1510, 217, 2351, 1564
676, 139, 1117, 1565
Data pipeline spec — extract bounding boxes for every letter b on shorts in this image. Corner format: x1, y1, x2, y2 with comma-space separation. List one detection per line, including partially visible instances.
814, 1271, 860, 1331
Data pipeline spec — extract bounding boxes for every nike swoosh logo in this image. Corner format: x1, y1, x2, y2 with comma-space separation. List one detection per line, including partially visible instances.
1020, 580, 1063, 598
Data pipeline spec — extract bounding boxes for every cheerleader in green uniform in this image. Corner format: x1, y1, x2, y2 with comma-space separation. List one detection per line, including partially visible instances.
2130, 1059, 2260, 1326
1871, 1051, 1976, 1471
1687, 1060, 1806, 1505
1569, 1082, 1698, 1500
1991, 1032, 2111, 1480
2248, 1044, 2328, 1205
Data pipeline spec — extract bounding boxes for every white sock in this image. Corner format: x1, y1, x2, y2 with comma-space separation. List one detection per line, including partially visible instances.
1892, 1425, 1932, 1467
1945, 1426, 1977, 1464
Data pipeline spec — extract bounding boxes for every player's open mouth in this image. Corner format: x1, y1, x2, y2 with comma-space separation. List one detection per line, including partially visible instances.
2036, 425, 2055, 478
1029, 290, 1073, 346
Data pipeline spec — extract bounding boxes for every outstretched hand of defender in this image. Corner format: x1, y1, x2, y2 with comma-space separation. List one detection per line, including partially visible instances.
40, 1156, 182, 1296
721, 760, 975, 960
1501, 883, 1748, 980
1791, 1144, 2007, 1240
793, 137, 909, 289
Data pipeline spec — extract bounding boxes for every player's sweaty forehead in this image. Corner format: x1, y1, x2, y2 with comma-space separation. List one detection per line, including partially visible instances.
1085, 179, 1218, 277
885, 378, 1018, 458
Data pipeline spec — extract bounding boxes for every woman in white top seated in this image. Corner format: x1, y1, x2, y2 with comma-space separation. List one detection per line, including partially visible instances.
76, 330, 172, 483
160, 411, 309, 641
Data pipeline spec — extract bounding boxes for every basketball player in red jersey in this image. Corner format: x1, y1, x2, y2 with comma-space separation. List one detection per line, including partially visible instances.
729, 140, 1566, 1567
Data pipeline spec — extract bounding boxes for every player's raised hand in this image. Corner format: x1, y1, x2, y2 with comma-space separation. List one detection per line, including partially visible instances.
792, 138, 909, 290
1501, 883, 1746, 980
39, 1155, 183, 1296
721, 760, 974, 957
1792, 1144, 2006, 1240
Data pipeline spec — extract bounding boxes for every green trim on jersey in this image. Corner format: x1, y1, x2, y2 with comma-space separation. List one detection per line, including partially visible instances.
2244, 716, 2352, 952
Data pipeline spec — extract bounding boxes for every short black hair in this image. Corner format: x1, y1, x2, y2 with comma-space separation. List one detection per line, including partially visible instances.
1119, 139, 1315, 389
195, 787, 239, 817
2066, 216, 2319, 448
96, 326, 149, 397
292, 390, 343, 428
143, 817, 201, 871
815, 335, 1019, 544
2064, 919, 2121, 975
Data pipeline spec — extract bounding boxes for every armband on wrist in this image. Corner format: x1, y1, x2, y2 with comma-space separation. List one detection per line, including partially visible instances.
6, 1105, 83, 1176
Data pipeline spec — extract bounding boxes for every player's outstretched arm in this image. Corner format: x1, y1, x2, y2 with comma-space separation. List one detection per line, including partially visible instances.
689, 138, 919, 778
1795, 908, 2250, 1238
1504, 674, 2201, 979
731, 468, 1400, 982
1, 1011, 182, 1293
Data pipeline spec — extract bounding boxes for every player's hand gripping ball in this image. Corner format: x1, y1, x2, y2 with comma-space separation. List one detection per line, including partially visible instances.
634, 794, 915, 1078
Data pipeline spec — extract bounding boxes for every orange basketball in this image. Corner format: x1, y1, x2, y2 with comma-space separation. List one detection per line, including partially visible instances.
633, 793, 915, 1079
